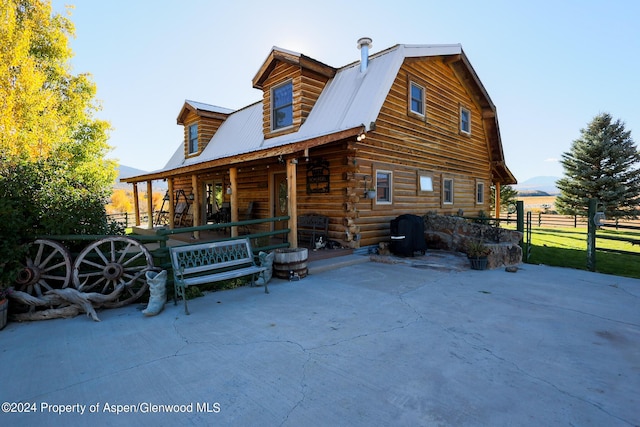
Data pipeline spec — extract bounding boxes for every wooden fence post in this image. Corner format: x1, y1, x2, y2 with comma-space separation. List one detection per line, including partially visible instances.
587, 198, 597, 271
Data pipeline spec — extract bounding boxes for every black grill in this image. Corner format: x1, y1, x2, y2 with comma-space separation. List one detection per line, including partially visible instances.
390, 214, 427, 257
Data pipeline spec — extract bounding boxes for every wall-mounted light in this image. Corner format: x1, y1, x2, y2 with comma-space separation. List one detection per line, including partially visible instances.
356, 133, 366, 142
226, 185, 232, 195
188, 192, 194, 200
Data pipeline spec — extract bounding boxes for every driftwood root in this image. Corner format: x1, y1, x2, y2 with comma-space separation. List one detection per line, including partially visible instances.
8, 282, 126, 322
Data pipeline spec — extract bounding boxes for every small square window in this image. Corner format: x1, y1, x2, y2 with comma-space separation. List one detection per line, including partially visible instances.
443, 178, 454, 204
419, 175, 433, 192
476, 181, 485, 204
376, 170, 392, 203
460, 107, 471, 134
272, 81, 293, 130
188, 123, 198, 154
410, 82, 424, 116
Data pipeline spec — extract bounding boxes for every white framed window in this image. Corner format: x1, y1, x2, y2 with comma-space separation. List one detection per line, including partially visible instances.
188, 123, 198, 154
272, 80, 293, 130
460, 106, 471, 134
418, 173, 433, 192
409, 81, 425, 116
375, 170, 393, 204
476, 181, 485, 204
443, 178, 454, 204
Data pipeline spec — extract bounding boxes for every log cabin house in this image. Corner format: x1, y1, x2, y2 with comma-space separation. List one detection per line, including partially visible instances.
121, 38, 516, 249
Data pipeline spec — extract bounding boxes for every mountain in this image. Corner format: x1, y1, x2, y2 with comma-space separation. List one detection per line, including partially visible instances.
513, 176, 560, 195
114, 165, 167, 190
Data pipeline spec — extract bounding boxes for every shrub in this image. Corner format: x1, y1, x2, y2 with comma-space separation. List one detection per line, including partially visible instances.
0, 158, 123, 286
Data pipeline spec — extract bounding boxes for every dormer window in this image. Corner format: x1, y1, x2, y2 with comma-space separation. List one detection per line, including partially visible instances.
272, 80, 293, 130
188, 123, 198, 154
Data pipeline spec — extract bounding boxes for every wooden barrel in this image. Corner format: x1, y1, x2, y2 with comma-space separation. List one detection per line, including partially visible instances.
273, 248, 308, 279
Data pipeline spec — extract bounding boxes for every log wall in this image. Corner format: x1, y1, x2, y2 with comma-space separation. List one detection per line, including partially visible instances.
261, 62, 329, 138
181, 110, 226, 159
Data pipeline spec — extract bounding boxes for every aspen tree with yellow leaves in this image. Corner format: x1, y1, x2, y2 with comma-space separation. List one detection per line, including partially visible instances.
0, 0, 120, 286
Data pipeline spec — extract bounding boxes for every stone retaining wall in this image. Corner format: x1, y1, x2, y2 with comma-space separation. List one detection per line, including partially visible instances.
423, 214, 523, 269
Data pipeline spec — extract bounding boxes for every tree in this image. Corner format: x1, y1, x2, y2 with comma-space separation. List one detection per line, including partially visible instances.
556, 113, 640, 219
0, 1, 119, 285
491, 185, 518, 214
0, 0, 115, 189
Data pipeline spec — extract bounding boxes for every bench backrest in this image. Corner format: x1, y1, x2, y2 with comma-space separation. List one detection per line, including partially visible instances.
170, 239, 256, 276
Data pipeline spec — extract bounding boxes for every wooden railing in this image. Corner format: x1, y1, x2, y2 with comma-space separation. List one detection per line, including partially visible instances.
42, 216, 291, 278
525, 213, 640, 229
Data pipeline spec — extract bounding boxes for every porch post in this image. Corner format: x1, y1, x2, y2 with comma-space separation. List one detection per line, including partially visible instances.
146, 180, 153, 229
230, 167, 238, 237
287, 159, 298, 248
168, 178, 175, 229
494, 182, 501, 219
132, 183, 141, 226
191, 174, 200, 239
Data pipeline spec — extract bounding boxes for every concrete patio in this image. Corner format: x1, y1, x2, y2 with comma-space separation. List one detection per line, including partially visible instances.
1, 255, 638, 426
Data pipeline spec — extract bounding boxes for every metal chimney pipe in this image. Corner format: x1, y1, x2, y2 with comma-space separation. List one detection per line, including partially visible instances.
357, 37, 372, 72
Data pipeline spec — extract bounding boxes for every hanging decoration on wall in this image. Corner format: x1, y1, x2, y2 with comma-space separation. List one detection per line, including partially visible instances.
306, 157, 330, 194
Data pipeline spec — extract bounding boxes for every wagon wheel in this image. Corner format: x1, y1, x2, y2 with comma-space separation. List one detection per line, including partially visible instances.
73, 236, 154, 308
14, 239, 72, 297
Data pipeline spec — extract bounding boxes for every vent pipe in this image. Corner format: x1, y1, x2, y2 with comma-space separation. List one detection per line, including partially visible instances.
357, 37, 372, 72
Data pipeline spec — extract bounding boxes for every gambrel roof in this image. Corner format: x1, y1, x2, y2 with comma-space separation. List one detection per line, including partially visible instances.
124, 43, 515, 185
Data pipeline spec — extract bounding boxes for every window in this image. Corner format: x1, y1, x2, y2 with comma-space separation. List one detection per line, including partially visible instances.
376, 170, 392, 203
272, 81, 293, 130
188, 123, 198, 154
410, 82, 424, 116
460, 107, 471, 134
419, 174, 433, 192
443, 178, 454, 204
476, 181, 485, 204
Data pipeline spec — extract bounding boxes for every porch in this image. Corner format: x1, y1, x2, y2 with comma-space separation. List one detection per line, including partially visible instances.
130, 219, 353, 264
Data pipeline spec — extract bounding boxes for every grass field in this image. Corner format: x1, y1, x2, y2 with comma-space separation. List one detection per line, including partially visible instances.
517, 195, 557, 212
523, 226, 640, 279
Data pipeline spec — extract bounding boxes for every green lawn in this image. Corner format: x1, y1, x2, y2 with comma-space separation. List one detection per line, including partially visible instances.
523, 226, 640, 279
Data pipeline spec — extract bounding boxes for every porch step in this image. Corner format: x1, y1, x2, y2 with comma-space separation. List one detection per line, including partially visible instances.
307, 254, 370, 275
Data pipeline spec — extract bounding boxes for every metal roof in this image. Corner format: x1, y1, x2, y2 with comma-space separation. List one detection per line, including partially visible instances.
184, 100, 235, 115
159, 44, 462, 174
127, 43, 518, 184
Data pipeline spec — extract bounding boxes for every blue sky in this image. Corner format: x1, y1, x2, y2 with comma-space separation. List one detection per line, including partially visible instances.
51, 0, 639, 183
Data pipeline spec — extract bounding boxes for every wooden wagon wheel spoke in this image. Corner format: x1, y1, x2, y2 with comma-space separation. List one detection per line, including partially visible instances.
121, 251, 147, 267
15, 239, 72, 295
73, 236, 154, 308
103, 270, 149, 309
77, 258, 110, 271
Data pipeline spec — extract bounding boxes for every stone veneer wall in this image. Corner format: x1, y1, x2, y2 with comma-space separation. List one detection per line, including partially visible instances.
423, 214, 523, 269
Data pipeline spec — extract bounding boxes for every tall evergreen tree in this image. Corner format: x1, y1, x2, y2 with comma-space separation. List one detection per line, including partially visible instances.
556, 113, 640, 219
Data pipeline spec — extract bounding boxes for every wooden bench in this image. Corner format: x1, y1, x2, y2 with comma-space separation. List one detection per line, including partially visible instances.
170, 238, 267, 315
297, 214, 329, 247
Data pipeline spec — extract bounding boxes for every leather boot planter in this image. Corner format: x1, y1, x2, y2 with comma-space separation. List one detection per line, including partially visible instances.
143, 270, 167, 316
